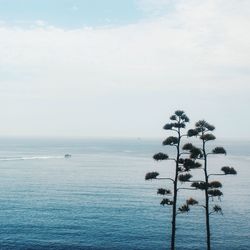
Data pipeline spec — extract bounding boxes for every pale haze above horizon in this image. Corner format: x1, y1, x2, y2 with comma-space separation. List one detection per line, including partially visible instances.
0, 0, 249, 139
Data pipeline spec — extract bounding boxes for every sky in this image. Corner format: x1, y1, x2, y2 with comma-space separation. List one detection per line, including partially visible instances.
0, 0, 249, 139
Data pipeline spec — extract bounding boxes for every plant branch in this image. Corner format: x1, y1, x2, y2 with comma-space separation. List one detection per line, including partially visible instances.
177, 187, 197, 191
179, 152, 189, 156
180, 134, 188, 138
168, 158, 177, 162
208, 173, 225, 178
156, 177, 175, 183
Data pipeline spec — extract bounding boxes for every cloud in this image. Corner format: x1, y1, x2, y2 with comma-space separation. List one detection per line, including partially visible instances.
1, 2, 249, 91
0, 0, 249, 137
34, 20, 47, 26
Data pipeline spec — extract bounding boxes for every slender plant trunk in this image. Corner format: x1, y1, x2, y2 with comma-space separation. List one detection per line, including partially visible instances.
170, 128, 180, 250
171, 170, 177, 250
203, 139, 211, 250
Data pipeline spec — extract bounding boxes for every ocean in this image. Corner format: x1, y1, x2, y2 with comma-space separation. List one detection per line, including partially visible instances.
0, 137, 249, 250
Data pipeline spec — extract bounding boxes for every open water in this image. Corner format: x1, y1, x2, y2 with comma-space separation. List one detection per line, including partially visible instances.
0, 138, 249, 249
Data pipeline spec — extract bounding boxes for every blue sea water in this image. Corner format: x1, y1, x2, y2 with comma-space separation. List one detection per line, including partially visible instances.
0, 138, 249, 250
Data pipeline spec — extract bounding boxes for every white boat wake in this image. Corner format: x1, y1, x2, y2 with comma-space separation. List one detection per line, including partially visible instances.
0, 156, 65, 161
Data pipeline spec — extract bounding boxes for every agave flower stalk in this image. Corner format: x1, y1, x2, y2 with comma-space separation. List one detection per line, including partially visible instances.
186, 120, 237, 250
145, 110, 193, 250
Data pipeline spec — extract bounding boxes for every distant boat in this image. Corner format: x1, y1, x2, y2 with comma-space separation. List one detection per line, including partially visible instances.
64, 154, 71, 158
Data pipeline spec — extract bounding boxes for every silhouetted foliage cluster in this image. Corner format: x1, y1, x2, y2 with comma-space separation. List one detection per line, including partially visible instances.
212, 205, 223, 215
178, 198, 198, 213
191, 181, 207, 190
213, 147, 227, 155
221, 166, 237, 175
191, 181, 222, 190
145, 172, 159, 180
157, 188, 171, 195
178, 173, 192, 182
161, 198, 174, 206
207, 189, 223, 197
162, 136, 178, 146
186, 197, 198, 206
209, 181, 222, 188
153, 152, 169, 161
178, 204, 190, 213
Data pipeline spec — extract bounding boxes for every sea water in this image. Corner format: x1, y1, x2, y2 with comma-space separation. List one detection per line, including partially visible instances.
0, 138, 249, 250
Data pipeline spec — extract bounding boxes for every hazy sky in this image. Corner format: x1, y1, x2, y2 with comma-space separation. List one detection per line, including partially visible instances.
0, 0, 249, 138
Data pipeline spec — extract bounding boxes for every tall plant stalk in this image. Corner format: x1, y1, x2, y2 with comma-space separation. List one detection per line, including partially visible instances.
202, 131, 211, 250
170, 116, 181, 250
186, 120, 237, 250
145, 110, 192, 250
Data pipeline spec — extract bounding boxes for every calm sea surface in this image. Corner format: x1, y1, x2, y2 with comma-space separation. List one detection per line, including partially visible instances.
0, 138, 249, 250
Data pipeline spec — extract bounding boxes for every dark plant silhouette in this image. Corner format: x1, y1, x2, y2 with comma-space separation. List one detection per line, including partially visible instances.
184, 120, 237, 250
145, 110, 197, 250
